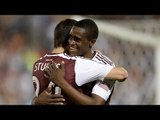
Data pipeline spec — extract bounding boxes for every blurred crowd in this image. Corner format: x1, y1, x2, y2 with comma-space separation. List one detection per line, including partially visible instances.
94, 34, 155, 104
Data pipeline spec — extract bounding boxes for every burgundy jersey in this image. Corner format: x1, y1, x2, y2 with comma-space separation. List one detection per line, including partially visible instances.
32, 53, 113, 104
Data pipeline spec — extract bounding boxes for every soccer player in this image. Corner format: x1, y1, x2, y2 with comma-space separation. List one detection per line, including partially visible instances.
32, 18, 128, 105
32, 19, 77, 105
45, 19, 126, 105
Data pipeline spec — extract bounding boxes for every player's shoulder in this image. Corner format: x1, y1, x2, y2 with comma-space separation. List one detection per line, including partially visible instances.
94, 50, 107, 57
93, 50, 115, 66
60, 53, 78, 60
75, 55, 97, 65
93, 50, 108, 59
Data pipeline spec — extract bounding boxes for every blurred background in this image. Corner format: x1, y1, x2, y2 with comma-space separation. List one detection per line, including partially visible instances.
0, 15, 160, 105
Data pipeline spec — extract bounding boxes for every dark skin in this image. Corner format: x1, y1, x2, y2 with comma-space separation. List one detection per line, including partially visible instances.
32, 85, 65, 105
68, 26, 96, 59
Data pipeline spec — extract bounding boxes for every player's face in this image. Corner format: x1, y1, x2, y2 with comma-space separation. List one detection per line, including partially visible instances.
68, 26, 91, 57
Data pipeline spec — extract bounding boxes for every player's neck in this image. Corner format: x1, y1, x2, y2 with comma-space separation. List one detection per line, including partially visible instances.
52, 47, 64, 54
83, 49, 95, 59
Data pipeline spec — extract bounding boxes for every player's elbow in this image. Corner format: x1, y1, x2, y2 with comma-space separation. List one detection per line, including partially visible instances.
105, 67, 128, 82
117, 67, 128, 82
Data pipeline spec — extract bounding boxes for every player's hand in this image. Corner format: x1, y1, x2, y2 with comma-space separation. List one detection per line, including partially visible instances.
33, 87, 66, 105
45, 60, 65, 86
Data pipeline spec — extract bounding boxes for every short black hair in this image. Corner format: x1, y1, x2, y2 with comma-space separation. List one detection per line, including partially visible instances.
74, 19, 99, 41
54, 19, 77, 48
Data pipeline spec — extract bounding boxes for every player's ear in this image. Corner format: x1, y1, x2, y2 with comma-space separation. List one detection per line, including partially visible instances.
89, 39, 96, 48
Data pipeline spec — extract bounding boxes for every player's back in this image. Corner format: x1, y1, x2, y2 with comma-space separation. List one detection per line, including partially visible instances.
32, 53, 84, 104
32, 53, 77, 95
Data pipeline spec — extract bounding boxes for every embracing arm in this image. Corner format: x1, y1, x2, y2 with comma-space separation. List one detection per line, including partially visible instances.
55, 78, 105, 105
104, 66, 128, 82
45, 61, 106, 105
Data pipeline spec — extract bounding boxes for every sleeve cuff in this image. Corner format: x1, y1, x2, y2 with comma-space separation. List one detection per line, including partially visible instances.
92, 83, 111, 101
